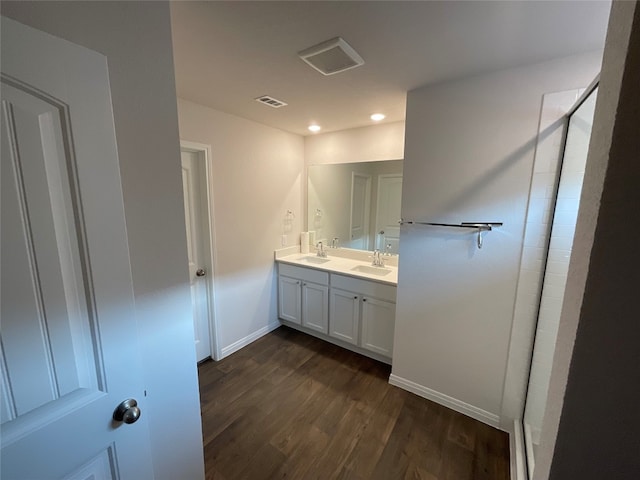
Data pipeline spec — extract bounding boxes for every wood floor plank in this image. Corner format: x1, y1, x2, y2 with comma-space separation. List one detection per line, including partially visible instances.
268, 424, 331, 479
447, 408, 478, 451
402, 394, 452, 476
201, 377, 274, 447
234, 442, 287, 480
439, 439, 475, 480
306, 400, 374, 479
473, 421, 511, 480
369, 400, 414, 479
404, 464, 439, 480
342, 386, 407, 478
198, 326, 510, 480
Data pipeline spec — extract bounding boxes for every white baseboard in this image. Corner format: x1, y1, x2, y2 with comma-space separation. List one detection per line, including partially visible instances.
388, 374, 501, 428
220, 322, 281, 359
510, 418, 528, 480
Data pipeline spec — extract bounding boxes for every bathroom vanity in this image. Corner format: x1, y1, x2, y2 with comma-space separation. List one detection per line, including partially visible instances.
275, 248, 397, 364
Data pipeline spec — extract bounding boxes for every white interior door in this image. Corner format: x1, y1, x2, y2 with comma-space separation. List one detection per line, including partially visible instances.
1, 16, 153, 479
180, 148, 213, 362
349, 173, 371, 250
375, 174, 403, 254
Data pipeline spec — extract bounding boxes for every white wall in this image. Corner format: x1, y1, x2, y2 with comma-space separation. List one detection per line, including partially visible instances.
1, 2, 205, 479
392, 52, 602, 426
177, 99, 305, 355
305, 121, 405, 165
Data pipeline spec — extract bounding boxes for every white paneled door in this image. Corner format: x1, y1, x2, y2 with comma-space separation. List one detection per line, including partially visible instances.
180, 148, 213, 362
1, 17, 153, 479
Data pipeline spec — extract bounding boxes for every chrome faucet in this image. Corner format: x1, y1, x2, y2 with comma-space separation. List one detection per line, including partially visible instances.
316, 241, 327, 258
371, 249, 385, 267
331, 237, 340, 249
384, 243, 392, 256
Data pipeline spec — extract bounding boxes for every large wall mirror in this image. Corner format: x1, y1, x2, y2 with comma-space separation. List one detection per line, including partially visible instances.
307, 160, 403, 254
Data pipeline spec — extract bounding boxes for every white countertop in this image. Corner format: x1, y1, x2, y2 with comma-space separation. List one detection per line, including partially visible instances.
275, 247, 398, 286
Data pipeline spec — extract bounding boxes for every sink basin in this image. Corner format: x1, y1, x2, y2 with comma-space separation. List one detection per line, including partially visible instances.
296, 255, 331, 265
350, 264, 392, 276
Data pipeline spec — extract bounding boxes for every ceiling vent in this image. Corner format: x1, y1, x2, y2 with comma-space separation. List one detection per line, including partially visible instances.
255, 95, 288, 108
298, 37, 364, 76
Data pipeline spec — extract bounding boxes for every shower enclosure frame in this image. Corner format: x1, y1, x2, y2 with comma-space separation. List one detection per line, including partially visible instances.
521, 76, 600, 478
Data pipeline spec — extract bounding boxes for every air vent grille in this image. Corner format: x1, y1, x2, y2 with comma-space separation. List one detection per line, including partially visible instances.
255, 95, 288, 108
298, 37, 364, 76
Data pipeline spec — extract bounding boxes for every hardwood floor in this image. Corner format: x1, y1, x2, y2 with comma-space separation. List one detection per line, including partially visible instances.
198, 326, 510, 480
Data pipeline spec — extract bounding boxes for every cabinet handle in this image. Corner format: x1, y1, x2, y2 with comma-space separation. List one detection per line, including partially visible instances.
303, 282, 307, 286
363, 298, 367, 302
354, 296, 358, 299
296, 281, 301, 285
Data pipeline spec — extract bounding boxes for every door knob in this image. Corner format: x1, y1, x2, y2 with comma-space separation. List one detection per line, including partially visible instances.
196, 268, 206, 277
113, 398, 141, 424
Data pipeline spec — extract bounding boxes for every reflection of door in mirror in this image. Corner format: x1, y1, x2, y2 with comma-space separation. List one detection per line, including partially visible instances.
307, 160, 403, 252
375, 175, 403, 253
349, 173, 371, 249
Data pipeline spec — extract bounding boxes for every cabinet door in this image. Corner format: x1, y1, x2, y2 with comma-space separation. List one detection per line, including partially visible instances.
329, 289, 360, 345
302, 282, 329, 334
361, 297, 396, 357
279, 276, 301, 324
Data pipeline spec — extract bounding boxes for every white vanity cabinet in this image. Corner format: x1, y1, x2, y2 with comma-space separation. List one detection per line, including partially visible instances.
278, 263, 329, 334
331, 274, 396, 358
277, 259, 397, 362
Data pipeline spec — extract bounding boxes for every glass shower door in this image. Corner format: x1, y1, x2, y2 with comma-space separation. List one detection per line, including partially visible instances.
523, 86, 598, 477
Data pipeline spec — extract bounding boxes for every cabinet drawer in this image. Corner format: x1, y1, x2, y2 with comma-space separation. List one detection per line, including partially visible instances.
331, 274, 397, 302
278, 263, 329, 285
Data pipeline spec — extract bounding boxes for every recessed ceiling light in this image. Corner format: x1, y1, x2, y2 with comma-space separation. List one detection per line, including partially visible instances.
308, 125, 321, 133
370, 113, 386, 121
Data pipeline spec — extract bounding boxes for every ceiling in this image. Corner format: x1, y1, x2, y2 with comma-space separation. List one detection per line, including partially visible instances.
170, 1, 610, 137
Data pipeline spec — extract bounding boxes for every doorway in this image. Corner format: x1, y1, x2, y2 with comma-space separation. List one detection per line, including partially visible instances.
180, 142, 219, 362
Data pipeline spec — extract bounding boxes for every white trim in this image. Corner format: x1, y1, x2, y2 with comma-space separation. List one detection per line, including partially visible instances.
180, 141, 221, 360
510, 419, 528, 480
567, 74, 600, 117
388, 374, 501, 428
220, 322, 281, 359
524, 421, 536, 478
